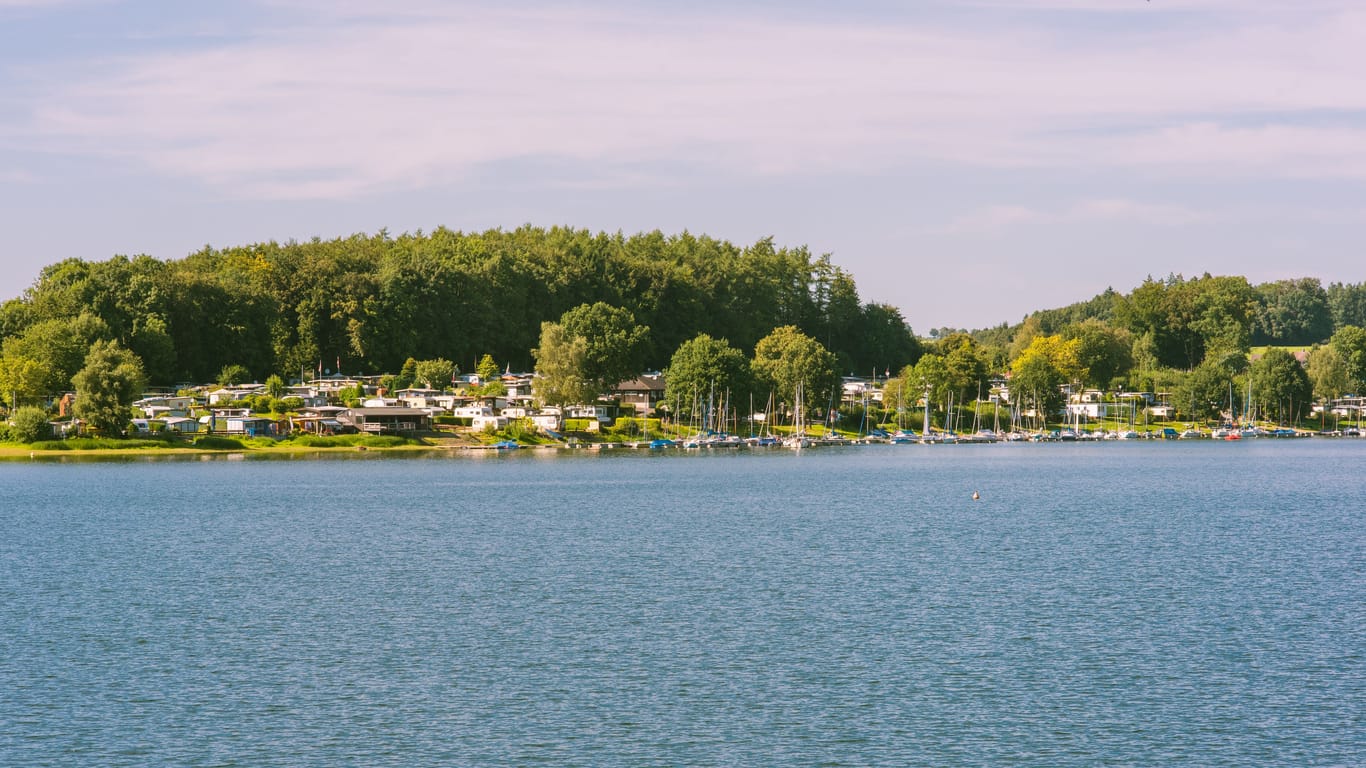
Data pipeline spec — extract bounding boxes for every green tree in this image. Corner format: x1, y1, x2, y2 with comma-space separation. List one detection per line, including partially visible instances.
10, 405, 52, 443
1113, 276, 1198, 369
1, 313, 111, 396
217, 364, 251, 387
1306, 345, 1349, 405
475, 354, 500, 383
1252, 278, 1333, 346
880, 366, 927, 426
1330, 325, 1366, 391
878, 375, 911, 416
1250, 348, 1312, 425
663, 334, 753, 420
531, 322, 596, 408
477, 379, 507, 398
751, 326, 838, 416
1327, 282, 1366, 329
264, 374, 287, 399
415, 358, 456, 391
911, 353, 950, 414
72, 340, 147, 437
335, 385, 363, 407
559, 302, 651, 393
394, 357, 419, 390
942, 338, 988, 407
852, 303, 923, 375
0, 355, 51, 409
1062, 319, 1133, 389
1009, 335, 1084, 426
1189, 275, 1256, 359
1175, 360, 1234, 422
1114, 274, 1254, 370
130, 315, 176, 386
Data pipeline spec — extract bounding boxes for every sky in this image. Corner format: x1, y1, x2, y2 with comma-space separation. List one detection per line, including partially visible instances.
1, 0, 1364, 333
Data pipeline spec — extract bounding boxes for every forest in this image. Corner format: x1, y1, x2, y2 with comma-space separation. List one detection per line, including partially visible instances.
0, 226, 918, 389
2, 225, 1366, 428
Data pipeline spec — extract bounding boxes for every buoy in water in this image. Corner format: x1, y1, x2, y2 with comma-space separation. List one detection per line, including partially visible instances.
972, 491, 980, 501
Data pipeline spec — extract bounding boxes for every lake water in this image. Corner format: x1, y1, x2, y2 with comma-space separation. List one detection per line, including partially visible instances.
2, 441, 1363, 766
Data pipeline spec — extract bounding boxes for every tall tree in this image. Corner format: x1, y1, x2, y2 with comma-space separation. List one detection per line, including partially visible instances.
911, 353, 956, 425
1306, 345, 1349, 407
942, 338, 989, 408
0, 355, 50, 409
475, 354, 499, 383
265, 374, 287, 399
663, 334, 753, 421
1252, 278, 1333, 346
415, 358, 456, 391
850, 303, 922, 375
1330, 325, 1366, 392
72, 340, 146, 437
531, 322, 595, 408
559, 302, 650, 394
1062, 320, 1133, 389
750, 326, 838, 416
1, 313, 112, 396
1009, 335, 1084, 425
129, 315, 176, 386
1327, 282, 1366, 329
1175, 360, 1235, 422
1250, 348, 1312, 425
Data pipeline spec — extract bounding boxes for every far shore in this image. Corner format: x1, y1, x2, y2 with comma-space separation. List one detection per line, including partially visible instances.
1, 421, 1349, 462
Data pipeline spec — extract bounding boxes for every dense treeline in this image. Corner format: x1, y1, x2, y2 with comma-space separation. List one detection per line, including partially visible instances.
0, 226, 921, 391
5, 224, 1366, 429
955, 274, 1366, 426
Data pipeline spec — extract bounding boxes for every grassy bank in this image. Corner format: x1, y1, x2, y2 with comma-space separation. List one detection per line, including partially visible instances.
0, 431, 470, 458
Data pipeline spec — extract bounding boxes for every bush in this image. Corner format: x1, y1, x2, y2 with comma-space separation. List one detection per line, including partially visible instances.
218, 364, 251, 387
10, 406, 51, 443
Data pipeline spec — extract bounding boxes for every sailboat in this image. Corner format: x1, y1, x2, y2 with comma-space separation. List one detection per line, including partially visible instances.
889, 377, 917, 443
1213, 381, 1237, 440
1118, 395, 1141, 440
961, 383, 999, 443
747, 391, 780, 447
1239, 376, 1264, 438
783, 381, 811, 449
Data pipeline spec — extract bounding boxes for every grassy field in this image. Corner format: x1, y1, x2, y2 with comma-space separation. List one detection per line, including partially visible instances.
1250, 345, 1312, 356
0, 431, 474, 458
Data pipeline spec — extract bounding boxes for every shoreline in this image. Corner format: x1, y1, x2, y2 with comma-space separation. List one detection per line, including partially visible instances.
1, 429, 1345, 462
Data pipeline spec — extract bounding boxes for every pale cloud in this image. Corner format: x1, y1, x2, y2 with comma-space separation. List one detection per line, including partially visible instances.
943, 205, 1047, 234
14, 1, 1366, 199
1067, 199, 1205, 225
943, 198, 1205, 234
